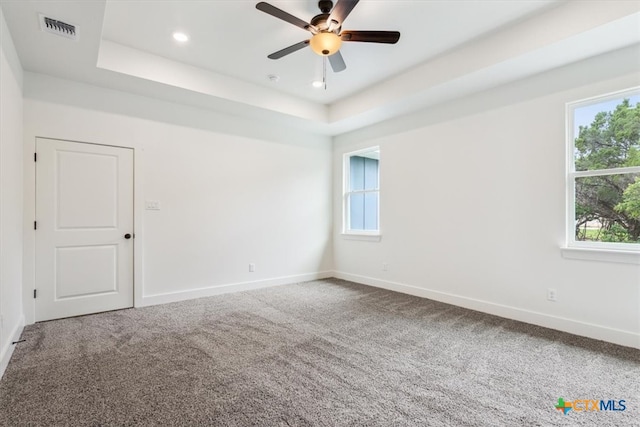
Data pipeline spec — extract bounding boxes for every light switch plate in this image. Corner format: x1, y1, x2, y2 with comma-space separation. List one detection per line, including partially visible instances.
145, 200, 161, 210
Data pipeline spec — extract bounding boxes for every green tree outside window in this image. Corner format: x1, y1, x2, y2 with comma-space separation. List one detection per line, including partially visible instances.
574, 98, 640, 243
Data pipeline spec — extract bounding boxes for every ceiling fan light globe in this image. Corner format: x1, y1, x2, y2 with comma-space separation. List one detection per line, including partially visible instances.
310, 32, 342, 56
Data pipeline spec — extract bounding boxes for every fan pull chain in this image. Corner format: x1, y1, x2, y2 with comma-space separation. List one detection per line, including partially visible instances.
323, 56, 327, 90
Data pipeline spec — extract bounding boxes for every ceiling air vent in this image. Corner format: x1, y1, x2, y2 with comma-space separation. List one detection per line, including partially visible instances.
39, 14, 78, 40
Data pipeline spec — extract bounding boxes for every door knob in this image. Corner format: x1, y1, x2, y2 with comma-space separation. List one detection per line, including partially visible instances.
124, 233, 132, 239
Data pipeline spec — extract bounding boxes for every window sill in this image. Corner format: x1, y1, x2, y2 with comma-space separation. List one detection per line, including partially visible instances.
561, 247, 640, 264
341, 233, 382, 242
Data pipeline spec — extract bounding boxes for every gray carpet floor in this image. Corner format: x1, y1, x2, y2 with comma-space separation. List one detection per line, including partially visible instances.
0, 278, 638, 426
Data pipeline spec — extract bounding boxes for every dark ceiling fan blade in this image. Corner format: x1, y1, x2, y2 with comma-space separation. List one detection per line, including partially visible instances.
329, 0, 359, 26
328, 51, 346, 73
341, 30, 400, 44
267, 40, 310, 59
256, 2, 310, 31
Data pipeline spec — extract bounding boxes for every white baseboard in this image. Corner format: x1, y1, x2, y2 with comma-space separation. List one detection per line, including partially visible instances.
0, 315, 25, 380
139, 271, 334, 307
333, 271, 640, 350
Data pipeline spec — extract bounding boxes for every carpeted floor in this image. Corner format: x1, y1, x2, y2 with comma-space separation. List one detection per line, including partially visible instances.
1, 278, 638, 426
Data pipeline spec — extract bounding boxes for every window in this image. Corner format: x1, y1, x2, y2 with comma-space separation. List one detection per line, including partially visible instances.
344, 147, 380, 235
567, 88, 640, 251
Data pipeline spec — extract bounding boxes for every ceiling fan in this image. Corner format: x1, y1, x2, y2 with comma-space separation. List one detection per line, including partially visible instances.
256, 0, 400, 73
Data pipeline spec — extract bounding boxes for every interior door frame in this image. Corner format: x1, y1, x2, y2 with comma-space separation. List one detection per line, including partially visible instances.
24, 136, 145, 325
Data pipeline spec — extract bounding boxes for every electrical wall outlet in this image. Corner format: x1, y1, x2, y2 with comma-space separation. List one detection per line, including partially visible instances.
249, 263, 255, 272
547, 288, 557, 302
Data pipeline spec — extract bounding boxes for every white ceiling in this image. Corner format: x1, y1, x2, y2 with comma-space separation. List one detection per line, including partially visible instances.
100, 0, 557, 104
2, 0, 639, 135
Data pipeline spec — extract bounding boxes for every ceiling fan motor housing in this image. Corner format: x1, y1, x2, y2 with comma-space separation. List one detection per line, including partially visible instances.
311, 13, 337, 32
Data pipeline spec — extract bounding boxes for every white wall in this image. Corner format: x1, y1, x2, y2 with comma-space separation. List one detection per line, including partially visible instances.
333, 46, 640, 349
0, 6, 25, 377
22, 73, 333, 322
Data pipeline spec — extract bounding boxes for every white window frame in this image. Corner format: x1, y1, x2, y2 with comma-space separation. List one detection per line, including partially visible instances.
342, 146, 381, 240
565, 87, 640, 261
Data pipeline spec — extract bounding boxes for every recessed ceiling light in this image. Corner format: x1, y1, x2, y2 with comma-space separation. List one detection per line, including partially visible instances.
312, 80, 324, 88
172, 32, 189, 42
267, 74, 280, 83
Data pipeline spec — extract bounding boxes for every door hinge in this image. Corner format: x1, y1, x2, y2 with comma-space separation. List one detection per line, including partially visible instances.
33, 289, 37, 299
34, 153, 37, 162
34, 221, 37, 230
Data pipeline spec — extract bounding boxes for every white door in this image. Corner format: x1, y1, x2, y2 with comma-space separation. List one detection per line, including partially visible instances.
35, 138, 134, 321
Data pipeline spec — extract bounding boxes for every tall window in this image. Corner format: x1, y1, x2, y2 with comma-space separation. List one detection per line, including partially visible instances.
567, 88, 640, 250
344, 147, 379, 234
